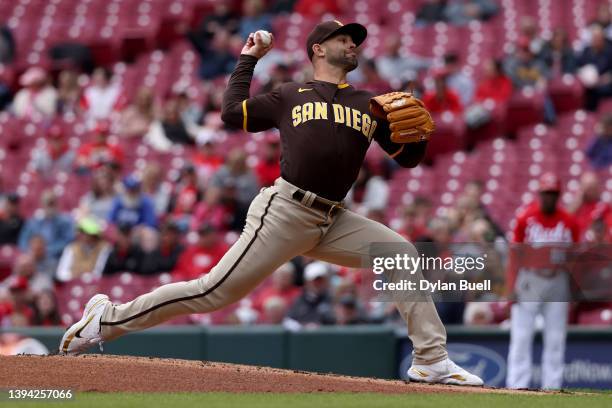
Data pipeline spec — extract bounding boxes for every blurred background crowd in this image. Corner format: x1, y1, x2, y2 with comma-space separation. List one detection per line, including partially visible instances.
0, 0, 610, 332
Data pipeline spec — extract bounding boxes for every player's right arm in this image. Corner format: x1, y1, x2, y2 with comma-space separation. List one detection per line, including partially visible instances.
221, 32, 280, 132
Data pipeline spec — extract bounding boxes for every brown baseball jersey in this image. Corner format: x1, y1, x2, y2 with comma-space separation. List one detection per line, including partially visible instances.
222, 55, 427, 201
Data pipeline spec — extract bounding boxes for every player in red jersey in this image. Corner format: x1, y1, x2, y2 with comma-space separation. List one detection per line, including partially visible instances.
506, 173, 579, 389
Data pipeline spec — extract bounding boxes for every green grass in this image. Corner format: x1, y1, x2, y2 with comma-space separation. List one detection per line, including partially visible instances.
2, 392, 611, 408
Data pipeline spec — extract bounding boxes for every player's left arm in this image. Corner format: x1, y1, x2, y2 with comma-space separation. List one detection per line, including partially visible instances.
373, 120, 428, 168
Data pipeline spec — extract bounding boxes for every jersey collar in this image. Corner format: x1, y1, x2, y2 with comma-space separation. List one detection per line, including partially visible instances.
309, 79, 352, 89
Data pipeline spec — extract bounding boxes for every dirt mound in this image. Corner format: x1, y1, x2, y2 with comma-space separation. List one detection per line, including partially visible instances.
1, 355, 537, 394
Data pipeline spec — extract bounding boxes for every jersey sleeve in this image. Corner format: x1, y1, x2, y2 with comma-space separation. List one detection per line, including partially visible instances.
221, 55, 280, 132
243, 88, 281, 132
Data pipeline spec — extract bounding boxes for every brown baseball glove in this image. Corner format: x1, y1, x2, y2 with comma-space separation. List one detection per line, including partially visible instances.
369, 92, 435, 143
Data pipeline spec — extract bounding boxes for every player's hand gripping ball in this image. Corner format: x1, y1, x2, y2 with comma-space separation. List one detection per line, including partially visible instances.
255, 30, 272, 46
242, 30, 274, 59
369, 92, 435, 144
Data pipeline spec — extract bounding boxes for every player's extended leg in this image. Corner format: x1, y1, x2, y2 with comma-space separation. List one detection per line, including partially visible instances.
540, 301, 568, 389
304, 209, 483, 386
60, 187, 322, 353
506, 301, 538, 388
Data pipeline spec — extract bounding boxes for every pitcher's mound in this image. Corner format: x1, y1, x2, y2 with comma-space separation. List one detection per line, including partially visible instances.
1, 354, 530, 394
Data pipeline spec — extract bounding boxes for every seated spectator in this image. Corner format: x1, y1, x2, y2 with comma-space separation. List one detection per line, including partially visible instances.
259, 296, 289, 324
428, 216, 455, 246
416, 0, 448, 25
30, 125, 76, 175
586, 113, 612, 169
56, 69, 83, 115
108, 175, 158, 230
55, 217, 111, 282
197, 28, 238, 81
505, 37, 556, 122
192, 134, 224, 185
141, 163, 171, 217
577, 26, 612, 111
376, 35, 432, 85
139, 221, 184, 275
474, 59, 513, 104
444, 53, 475, 106
398, 200, 431, 241
77, 166, 117, 222
81, 67, 124, 123
505, 37, 549, 88
238, 0, 273, 40
12, 253, 53, 293
586, 216, 611, 244
345, 161, 389, 216
444, 0, 498, 25
570, 171, 611, 239
578, 3, 612, 49
255, 135, 281, 187
201, 85, 225, 129
285, 262, 333, 327
119, 86, 155, 138
12, 67, 58, 120
361, 59, 392, 94
75, 121, 124, 173
186, 3, 239, 81
18, 191, 74, 260
328, 294, 368, 325
191, 184, 239, 232
211, 149, 260, 227
31, 289, 61, 326
168, 164, 201, 229
186, 2, 239, 53
422, 68, 463, 114
1, 276, 35, 327
251, 262, 300, 313
25, 235, 57, 280
172, 223, 228, 281
294, 0, 342, 18
145, 98, 196, 151
541, 28, 578, 76
102, 224, 144, 275
259, 63, 293, 94
517, 16, 546, 58
175, 87, 204, 128
0, 193, 23, 245
465, 59, 513, 129
461, 180, 505, 237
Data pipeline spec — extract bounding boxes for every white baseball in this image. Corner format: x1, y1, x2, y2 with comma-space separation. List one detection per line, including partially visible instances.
255, 30, 272, 46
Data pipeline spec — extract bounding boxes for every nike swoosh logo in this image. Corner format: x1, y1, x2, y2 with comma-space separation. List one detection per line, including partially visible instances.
414, 369, 430, 378
298, 88, 313, 93
75, 314, 95, 338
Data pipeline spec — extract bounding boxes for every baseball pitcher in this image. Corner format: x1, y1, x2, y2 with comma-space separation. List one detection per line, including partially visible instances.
59, 20, 482, 386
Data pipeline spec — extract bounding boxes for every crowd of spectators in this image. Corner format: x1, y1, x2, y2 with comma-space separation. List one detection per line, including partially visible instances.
0, 0, 611, 329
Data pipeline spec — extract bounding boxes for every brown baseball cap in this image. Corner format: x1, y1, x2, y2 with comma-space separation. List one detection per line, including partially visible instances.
306, 20, 367, 60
